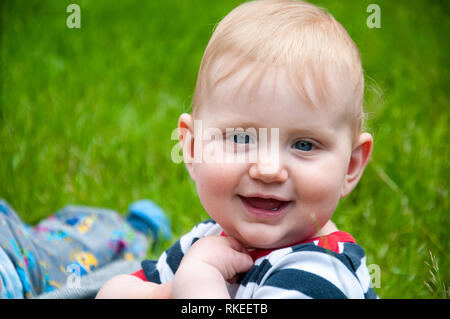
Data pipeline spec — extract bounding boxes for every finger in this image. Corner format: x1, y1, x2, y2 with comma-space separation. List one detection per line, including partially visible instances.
229, 250, 254, 276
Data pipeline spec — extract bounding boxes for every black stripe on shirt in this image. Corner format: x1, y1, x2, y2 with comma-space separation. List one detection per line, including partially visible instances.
342, 242, 365, 270
141, 259, 161, 283
165, 240, 184, 274
263, 268, 348, 299
364, 287, 378, 299
238, 259, 273, 287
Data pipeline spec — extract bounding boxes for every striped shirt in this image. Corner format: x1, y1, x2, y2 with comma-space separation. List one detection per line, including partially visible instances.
135, 219, 378, 299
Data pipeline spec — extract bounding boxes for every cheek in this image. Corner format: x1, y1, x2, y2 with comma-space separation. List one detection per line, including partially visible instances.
291, 167, 343, 232
194, 163, 234, 193
292, 159, 346, 208
192, 162, 246, 216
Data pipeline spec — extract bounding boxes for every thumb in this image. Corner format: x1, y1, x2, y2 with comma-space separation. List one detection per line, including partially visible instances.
232, 250, 254, 274
222, 237, 253, 277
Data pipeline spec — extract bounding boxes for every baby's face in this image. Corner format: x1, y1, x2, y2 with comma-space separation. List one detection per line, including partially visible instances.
186, 63, 358, 249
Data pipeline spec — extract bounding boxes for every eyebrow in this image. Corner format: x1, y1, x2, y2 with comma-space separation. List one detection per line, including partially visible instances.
214, 118, 333, 135
287, 125, 334, 135
212, 119, 262, 129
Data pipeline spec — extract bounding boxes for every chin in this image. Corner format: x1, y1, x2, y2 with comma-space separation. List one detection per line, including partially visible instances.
237, 227, 290, 250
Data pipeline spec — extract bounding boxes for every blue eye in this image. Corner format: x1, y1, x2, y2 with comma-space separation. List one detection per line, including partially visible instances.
233, 133, 252, 144
294, 140, 313, 151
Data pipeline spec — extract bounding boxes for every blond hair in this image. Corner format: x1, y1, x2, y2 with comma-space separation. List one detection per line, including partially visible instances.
192, 0, 365, 140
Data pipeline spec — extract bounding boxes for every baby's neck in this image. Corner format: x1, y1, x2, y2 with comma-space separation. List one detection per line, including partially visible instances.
310, 220, 339, 239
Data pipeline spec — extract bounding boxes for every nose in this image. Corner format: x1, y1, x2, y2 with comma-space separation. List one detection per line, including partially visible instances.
249, 151, 288, 183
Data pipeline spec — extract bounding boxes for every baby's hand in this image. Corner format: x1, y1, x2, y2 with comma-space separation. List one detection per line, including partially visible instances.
172, 235, 253, 298
184, 236, 253, 280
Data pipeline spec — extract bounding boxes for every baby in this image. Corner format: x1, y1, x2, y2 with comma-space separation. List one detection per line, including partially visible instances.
97, 0, 377, 299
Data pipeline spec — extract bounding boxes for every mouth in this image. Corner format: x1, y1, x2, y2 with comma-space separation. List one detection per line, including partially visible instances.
238, 194, 292, 218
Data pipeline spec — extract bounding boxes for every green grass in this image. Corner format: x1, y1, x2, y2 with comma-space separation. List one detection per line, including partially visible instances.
1, 0, 448, 298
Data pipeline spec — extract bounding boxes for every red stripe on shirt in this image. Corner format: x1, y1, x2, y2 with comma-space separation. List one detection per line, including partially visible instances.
131, 269, 147, 281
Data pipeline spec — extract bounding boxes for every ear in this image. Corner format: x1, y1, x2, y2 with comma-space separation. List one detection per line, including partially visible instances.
178, 113, 196, 180
340, 132, 373, 198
